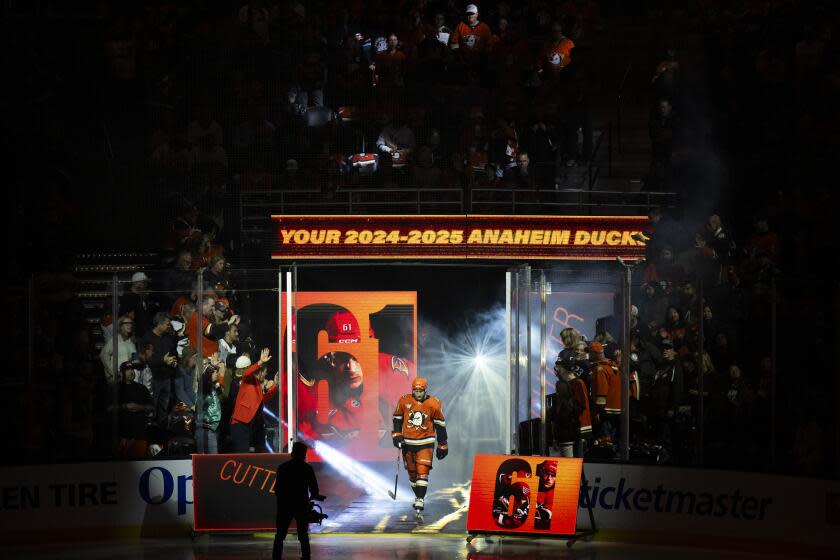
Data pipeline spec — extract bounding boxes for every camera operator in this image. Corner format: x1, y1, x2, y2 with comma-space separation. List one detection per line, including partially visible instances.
273, 441, 323, 560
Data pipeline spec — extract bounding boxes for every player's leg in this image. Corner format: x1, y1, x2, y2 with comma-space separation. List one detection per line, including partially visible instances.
412, 447, 434, 510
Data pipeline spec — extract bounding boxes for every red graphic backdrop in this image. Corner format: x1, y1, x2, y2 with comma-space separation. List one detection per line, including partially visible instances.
467, 455, 582, 536
280, 292, 417, 461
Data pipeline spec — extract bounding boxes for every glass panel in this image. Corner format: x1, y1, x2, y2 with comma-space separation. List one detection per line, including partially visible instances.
513, 263, 624, 458
18, 257, 796, 476
290, 264, 509, 489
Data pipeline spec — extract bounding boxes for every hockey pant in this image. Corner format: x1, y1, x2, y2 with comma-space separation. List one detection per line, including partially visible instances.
402, 446, 434, 498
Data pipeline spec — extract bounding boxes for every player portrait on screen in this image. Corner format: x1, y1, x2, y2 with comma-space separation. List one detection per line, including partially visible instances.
534, 460, 558, 529
310, 350, 365, 442
281, 295, 416, 459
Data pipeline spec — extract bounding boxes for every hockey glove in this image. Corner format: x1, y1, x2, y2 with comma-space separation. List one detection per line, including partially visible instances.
392, 434, 404, 448
436, 443, 449, 460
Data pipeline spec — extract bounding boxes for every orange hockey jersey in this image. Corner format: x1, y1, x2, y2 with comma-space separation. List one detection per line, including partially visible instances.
591, 360, 622, 415
570, 377, 592, 434
392, 394, 447, 448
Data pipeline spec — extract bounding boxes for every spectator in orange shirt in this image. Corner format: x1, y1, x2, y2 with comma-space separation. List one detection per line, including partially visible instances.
450, 5, 492, 53
186, 295, 239, 357
541, 22, 575, 78
450, 4, 492, 81
589, 341, 621, 444
170, 280, 213, 321
652, 48, 680, 100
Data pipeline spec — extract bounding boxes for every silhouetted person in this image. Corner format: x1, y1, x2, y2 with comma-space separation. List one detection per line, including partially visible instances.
273, 441, 321, 560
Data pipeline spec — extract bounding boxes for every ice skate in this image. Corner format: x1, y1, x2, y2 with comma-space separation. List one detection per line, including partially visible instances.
413, 498, 425, 523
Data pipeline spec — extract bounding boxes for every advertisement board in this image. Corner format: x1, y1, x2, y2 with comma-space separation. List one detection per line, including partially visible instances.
0, 460, 194, 541
466, 455, 583, 536
192, 453, 290, 532
278, 292, 417, 461
3, 458, 840, 554
271, 215, 648, 260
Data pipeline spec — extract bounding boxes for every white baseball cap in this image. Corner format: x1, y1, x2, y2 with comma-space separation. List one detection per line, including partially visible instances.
466, 4, 478, 14
235, 355, 252, 369
131, 272, 150, 283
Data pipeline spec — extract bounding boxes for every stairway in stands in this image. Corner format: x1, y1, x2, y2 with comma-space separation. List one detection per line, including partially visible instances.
74, 252, 159, 349
589, 15, 660, 193
588, 9, 700, 188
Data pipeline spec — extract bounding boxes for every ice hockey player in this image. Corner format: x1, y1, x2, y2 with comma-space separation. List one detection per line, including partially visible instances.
392, 377, 448, 513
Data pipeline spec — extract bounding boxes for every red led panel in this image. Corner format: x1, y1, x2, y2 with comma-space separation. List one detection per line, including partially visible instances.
467, 455, 583, 536
271, 215, 648, 260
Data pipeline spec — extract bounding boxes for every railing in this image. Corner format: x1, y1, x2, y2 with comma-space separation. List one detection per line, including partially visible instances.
470, 188, 676, 214
239, 187, 463, 214
239, 187, 676, 242
239, 187, 465, 244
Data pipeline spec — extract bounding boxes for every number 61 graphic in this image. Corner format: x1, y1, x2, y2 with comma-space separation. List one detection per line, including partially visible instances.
491, 458, 557, 530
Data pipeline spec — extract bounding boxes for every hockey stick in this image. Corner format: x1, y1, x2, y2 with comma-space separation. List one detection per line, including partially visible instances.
388, 443, 401, 500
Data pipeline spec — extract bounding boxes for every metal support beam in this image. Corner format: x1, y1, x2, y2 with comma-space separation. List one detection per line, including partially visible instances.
285, 269, 296, 449
506, 271, 514, 454
539, 270, 548, 456
111, 274, 120, 453
697, 277, 705, 465
196, 270, 204, 427
524, 266, 533, 429
619, 261, 631, 462
513, 270, 521, 454
277, 268, 291, 453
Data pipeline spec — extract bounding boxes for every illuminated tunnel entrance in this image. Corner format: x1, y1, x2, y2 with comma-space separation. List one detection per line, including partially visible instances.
261, 214, 646, 534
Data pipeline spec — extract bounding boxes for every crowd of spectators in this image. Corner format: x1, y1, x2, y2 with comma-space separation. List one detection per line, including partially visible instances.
18, 193, 291, 461
548, 202, 830, 476
12, 1, 838, 478
636, 1, 838, 474
98, 0, 605, 201
642, 2, 838, 201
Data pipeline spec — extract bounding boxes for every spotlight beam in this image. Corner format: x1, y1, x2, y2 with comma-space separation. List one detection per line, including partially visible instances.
273, 421, 400, 500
